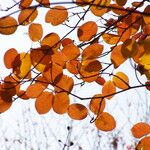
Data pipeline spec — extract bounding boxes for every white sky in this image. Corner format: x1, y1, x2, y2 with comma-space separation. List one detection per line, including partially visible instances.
0, 0, 150, 150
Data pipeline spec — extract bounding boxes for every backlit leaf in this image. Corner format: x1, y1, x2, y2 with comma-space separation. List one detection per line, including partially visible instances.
95, 76, 106, 85
66, 60, 80, 75
82, 43, 103, 60
54, 75, 74, 93
136, 136, 150, 150
115, 0, 127, 6
36, 0, 50, 6
102, 80, 116, 99
102, 33, 120, 45
61, 38, 73, 47
67, 103, 88, 120
111, 44, 127, 68
89, 94, 105, 115
26, 83, 45, 98
17, 90, 29, 100
132, 2, 144, 7
95, 112, 116, 131
117, 22, 131, 42
30, 47, 53, 72
45, 6, 68, 26
121, 39, 138, 58
35, 76, 48, 88
61, 43, 80, 61
112, 72, 129, 90
90, 0, 110, 17
77, 21, 98, 42
131, 122, 150, 138
51, 51, 68, 67
2, 76, 20, 96
41, 32, 60, 52
13, 53, 31, 79
0, 16, 18, 35
28, 23, 43, 41
0, 95, 12, 113
42, 63, 63, 84
111, 4, 127, 15
52, 92, 70, 114
35, 91, 54, 114
139, 38, 150, 70
18, 8, 38, 25
80, 59, 101, 82
143, 5, 150, 25
4, 48, 18, 69
19, 0, 33, 9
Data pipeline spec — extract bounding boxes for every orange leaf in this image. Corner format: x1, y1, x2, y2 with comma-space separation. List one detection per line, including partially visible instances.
102, 33, 120, 45
2, 76, 20, 96
0, 16, 18, 35
67, 103, 88, 120
143, 5, 150, 25
132, 2, 144, 7
90, 0, 110, 17
82, 43, 103, 60
42, 63, 63, 84
0, 95, 12, 113
80, 59, 101, 82
36, 0, 50, 6
61, 38, 73, 47
52, 92, 70, 114
54, 75, 74, 93
143, 24, 150, 35
35, 91, 54, 114
19, 0, 33, 9
111, 44, 127, 68
61, 43, 80, 61
75, 0, 89, 6
89, 94, 105, 115
78, 21, 98, 42
132, 41, 144, 63
41, 32, 60, 52
4, 48, 18, 69
95, 76, 106, 85
110, 4, 127, 15
136, 136, 150, 150
121, 39, 138, 58
115, 0, 127, 6
17, 90, 29, 100
13, 53, 31, 79
35, 76, 48, 88
66, 60, 80, 75
117, 22, 131, 42
26, 83, 45, 98
51, 51, 68, 67
18, 8, 38, 25
102, 80, 116, 99
95, 112, 116, 131
28, 23, 43, 41
30, 47, 53, 72
45, 6, 68, 26
131, 122, 150, 138
112, 72, 129, 90
82, 59, 102, 72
